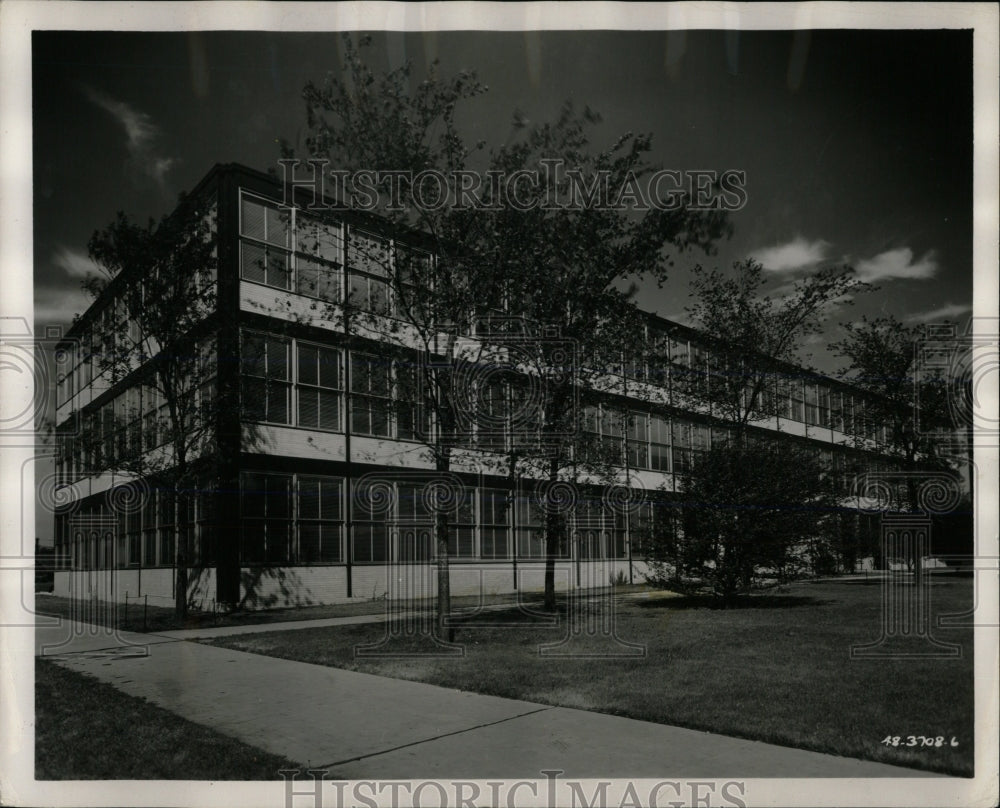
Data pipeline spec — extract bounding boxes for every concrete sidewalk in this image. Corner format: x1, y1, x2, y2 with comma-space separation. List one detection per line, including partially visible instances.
36, 617, 941, 779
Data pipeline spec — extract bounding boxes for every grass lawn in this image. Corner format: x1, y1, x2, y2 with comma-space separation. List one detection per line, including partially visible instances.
34, 587, 585, 634
205, 576, 975, 776
35, 658, 300, 779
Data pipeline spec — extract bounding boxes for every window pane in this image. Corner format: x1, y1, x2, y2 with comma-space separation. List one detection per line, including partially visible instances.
241, 198, 266, 240
242, 522, 265, 563
671, 421, 690, 448
266, 476, 291, 518
318, 390, 339, 430
242, 335, 265, 375
348, 273, 367, 309
449, 527, 475, 558
299, 523, 321, 562
241, 377, 267, 421
650, 443, 670, 471
267, 249, 291, 289
320, 524, 342, 562
353, 524, 388, 562
297, 257, 341, 301
267, 339, 289, 380
370, 278, 390, 315
265, 206, 290, 248
298, 477, 320, 519
627, 412, 647, 441
318, 348, 339, 389
241, 242, 267, 283
267, 383, 289, 424
297, 215, 342, 262
299, 390, 319, 428
351, 401, 372, 434
266, 521, 290, 562
650, 415, 670, 444
350, 231, 390, 276
319, 479, 341, 519
298, 345, 318, 386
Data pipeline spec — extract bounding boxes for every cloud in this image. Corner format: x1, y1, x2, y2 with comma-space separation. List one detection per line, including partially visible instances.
34, 283, 93, 328
911, 302, 971, 323
51, 245, 101, 279
83, 85, 178, 187
855, 247, 938, 283
753, 236, 832, 272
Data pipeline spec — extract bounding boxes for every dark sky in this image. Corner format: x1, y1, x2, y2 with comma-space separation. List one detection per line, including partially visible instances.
33, 28, 973, 357
28, 28, 975, 541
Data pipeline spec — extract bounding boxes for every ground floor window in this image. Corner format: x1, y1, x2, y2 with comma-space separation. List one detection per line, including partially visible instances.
242, 472, 345, 564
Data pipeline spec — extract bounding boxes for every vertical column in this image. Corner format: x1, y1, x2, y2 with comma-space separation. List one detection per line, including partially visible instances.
851, 513, 961, 658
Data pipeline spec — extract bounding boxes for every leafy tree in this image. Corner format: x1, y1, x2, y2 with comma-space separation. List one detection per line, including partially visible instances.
85, 195, 225, 619
642, 258, 871, 603
647, 436, 839, 605
483, 104, 730, 609
668, 258, 869, 427
283, 35, 502, 634
287, 36, 732, 615
832, 315, 954, 498
831, 315, 960, 578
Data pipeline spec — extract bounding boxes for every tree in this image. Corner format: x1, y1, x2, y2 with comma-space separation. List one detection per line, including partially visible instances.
831, 315, 959, 577
85, 195, 224, 620
482, 104, 731, 609
670, 258, 869, 428
642, 258, 871, 603
647, 437, 839, 606
283, 34, 502, 636
287, 36, 732, 616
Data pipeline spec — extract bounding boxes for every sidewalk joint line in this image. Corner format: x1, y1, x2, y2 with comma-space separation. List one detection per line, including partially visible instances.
312, 706, 554, 770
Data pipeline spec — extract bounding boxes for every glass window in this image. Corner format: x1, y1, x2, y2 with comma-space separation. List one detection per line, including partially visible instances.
626, 412, 649, 469
241, 472, 292, 564
480, 488, 510, 559
830, 390, 845, 432
671, 420, 692, 473
296, 255, 341, 302
348, 231, 392, 315
352, 480, 390, 562
350, 353, 392, 437
297, 343, 341, 431
296, 213, 342, 263
297, 476, 343, 562
241, 333, 291, 425
649, 414, 671, 472
448, 487, 476, 559
240, 196, 292, 290
241, 196, 290, 247
349, 230, 390, 277
394, 359, 427, 441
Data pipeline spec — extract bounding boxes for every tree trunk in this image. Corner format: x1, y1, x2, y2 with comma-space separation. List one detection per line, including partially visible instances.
173, 479, 187, 621
434, 454, 452, 641
543, 511, 561, 612
542, 458, 561, 612
435, 508, 452, 642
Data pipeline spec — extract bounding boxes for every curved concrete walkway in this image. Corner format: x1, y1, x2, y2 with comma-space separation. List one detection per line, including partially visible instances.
35, 616, 942, 779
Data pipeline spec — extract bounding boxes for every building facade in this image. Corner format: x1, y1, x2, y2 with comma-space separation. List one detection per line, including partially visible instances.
52, 163, 897, 609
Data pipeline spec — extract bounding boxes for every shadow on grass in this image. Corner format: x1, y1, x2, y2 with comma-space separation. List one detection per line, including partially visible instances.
635, 593, 832, 610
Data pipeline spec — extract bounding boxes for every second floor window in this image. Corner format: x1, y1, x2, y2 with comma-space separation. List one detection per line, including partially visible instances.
348, 230, 391, 315
240, 193, 342, 301
241, 333, 291, 425
350, 352, 392, 437
297, 343, 341, 431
